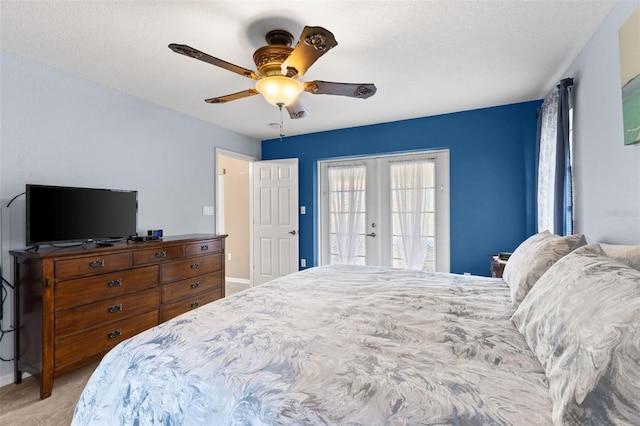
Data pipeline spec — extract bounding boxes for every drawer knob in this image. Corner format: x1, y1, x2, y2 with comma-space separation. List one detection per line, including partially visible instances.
190, 281, 200, 289
107, 304, 123, 314
190, 301, 199, 309
200, 245, 209, 251
89, 259, 105, 268
155, 251, 167, 258
107, 278, 122, 288
107, 329, 122, 339
190, 263, 199, 269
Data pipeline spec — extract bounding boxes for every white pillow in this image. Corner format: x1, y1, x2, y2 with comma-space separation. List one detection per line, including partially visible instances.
511, 244, 640, 425
502, 230, 586, 308
600, 243, 640, 271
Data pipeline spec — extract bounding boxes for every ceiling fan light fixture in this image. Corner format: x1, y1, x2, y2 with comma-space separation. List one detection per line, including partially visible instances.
255, 76, 303, 106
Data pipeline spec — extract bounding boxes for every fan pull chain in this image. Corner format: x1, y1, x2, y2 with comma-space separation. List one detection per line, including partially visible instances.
277, 102, 285, 140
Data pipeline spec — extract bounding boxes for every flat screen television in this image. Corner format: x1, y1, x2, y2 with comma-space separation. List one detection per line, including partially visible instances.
26, 184, 138, 246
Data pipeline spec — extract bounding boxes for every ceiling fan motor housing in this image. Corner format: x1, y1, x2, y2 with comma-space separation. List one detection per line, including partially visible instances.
253, 30, 297, 78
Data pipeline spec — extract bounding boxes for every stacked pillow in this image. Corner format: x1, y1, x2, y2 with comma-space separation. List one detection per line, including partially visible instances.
600, 243, 640, 271
502, 230, 586, 308
504, 233, 640, 425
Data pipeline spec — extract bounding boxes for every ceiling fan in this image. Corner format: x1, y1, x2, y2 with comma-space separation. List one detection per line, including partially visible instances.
168, 26, 377, 120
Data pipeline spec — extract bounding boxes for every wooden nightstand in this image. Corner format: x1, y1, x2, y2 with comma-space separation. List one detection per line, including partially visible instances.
488, 254, 507, 278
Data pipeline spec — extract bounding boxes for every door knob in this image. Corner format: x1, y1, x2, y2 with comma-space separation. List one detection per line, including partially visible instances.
288, 230, 297, 235
366, 232, 376, 237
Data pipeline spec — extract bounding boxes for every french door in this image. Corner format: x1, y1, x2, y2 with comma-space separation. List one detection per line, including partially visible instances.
318, 150, 450, 272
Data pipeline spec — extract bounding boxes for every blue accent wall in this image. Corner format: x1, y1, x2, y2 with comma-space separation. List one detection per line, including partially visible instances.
262, 100, 541, 276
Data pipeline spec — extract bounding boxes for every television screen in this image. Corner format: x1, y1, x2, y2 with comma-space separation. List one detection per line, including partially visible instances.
26, 184, 138, 246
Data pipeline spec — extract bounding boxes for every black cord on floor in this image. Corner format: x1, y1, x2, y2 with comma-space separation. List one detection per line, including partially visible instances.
0, 276, 15, 362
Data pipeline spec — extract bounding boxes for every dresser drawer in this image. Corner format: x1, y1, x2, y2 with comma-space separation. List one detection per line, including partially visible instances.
161, 271, 223, 304
159, 289, 223, 323
133, 245, 184, 266
55, 252, 132, 280
55, 288, 159, 336
185, 239, 223, 257
55, 265, 158, 311
160, 253, 223, 283
54, 310, 158, 368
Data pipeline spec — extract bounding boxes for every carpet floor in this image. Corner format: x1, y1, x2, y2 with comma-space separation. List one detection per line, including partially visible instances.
0, 360, 97, 426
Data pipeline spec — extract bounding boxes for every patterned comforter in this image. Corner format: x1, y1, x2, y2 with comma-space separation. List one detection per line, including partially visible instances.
72, 265, 553, 425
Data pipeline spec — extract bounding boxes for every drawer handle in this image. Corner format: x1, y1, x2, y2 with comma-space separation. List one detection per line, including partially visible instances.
107, 329, 122, 339
107, 304, 123, 314
155, 251, 167, 258
190, 301, 199, 309
191, 263, 199, 269
89, 259, 105, 268
190, 281, 200, 289
200, 244, 209, 251
107, 278, 122, 288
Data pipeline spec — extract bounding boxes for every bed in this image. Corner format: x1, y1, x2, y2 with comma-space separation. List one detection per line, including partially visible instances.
72, 233, 640, 425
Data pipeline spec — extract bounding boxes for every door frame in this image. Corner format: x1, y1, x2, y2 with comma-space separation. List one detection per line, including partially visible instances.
215, 148, 258, 286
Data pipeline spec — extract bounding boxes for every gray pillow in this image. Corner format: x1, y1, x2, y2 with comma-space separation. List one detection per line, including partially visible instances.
511, 244, 640, 425
502, 230, 586, 308
600, 243, 640, 271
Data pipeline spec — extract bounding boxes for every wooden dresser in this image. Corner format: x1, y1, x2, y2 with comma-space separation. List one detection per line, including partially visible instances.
10, 233, 227, 399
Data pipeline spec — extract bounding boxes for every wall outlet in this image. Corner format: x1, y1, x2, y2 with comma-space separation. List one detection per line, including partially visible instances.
300, 258, 306, 268
300, 206, 306, 214
202, 206, 214, 216
227, 252, 232, 261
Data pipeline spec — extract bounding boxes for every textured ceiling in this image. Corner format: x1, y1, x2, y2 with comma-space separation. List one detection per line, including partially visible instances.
0, 1, 616, 141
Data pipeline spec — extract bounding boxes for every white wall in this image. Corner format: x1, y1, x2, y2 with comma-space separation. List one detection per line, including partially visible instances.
563, 1, 640, 244
0, 51, 261, 384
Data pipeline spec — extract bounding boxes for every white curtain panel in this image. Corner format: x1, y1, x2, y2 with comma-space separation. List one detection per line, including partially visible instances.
328, 164, 366, 265
537, 89, 559, 233
391, 159, 434, 270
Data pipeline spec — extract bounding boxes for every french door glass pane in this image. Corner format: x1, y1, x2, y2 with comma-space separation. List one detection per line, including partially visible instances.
390, 159, 436, 271
328, 164, 367, 265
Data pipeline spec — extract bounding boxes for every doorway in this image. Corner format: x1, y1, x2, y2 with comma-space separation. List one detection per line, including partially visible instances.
216, 150, 254, 295
217, 150, 301, 289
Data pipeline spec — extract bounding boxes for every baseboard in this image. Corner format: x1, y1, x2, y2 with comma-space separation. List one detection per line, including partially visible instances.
225, 277, 251, 286
0, 371, 28, 388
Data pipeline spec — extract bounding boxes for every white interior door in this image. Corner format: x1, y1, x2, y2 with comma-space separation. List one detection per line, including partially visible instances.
251, 159, 299, 285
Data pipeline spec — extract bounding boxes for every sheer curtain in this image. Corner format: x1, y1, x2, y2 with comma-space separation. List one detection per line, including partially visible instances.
537, 90, 559, 233
537, 78, 574, 235
328, 163, 366, 265
390, 158, 435, 270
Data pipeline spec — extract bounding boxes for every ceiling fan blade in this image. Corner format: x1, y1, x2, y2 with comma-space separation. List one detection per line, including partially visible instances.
282, 26, 338, 77
285, 98, 309, 119
205, 89, 259, 104
169, 44, 259, 80
304, 81, 377, 99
